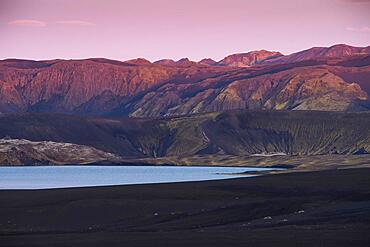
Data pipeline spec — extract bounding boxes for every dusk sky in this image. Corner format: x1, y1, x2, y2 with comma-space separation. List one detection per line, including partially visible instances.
0, 0, 369, 62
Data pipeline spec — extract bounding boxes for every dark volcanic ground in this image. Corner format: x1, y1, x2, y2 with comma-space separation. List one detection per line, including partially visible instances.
0, 168, 370, 247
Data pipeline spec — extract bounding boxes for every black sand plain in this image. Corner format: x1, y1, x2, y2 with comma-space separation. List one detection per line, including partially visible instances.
0, 168, 369, 247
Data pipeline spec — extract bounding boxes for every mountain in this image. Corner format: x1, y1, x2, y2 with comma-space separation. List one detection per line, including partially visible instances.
128, 66, 368, 117
0, 138, 123, 165
0, 44, 369, 117
0, 111, 369, 165
217, 50, 283, 67
0, 58, 234, 115
198, 58, 217, 66
154, 58, 197, 67
124, 58, 152, 65
263, 44, 370, 64
153, 59, 177, 66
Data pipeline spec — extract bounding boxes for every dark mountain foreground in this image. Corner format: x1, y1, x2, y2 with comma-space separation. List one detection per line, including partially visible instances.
0, 110, 369, 168
0, 168, 369, 247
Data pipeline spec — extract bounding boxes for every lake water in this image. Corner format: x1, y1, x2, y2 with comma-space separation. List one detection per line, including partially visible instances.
0, 165, 273, 189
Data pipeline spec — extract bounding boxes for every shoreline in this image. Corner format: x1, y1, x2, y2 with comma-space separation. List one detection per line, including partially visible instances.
0, 163, 282, 168
0, 165, 273, 191
2, 153, 369, 170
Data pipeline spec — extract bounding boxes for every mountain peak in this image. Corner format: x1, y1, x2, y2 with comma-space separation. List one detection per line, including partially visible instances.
262, 44, 370, 65
176, 58, 196, 66
217, 50, 283, 67
124, 58, 152, 65
198, 58, 217, 66
153, 59, 176, 66
153, 58, 197, 67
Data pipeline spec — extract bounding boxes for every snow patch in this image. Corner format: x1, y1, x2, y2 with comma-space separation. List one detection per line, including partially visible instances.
250, 152, 287, 157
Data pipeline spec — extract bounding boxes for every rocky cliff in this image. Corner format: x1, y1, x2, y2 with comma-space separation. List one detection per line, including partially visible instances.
0, 44, 369, 117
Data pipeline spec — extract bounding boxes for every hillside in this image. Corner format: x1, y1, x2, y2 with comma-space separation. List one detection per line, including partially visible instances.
216, 50, 283, 67
0, 111, 369, 166
0, 138, 122, 165
0, 44, 369, 117
263, 44, 370, 65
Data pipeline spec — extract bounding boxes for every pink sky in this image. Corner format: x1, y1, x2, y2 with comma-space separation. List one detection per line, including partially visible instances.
0, 0, 369, 61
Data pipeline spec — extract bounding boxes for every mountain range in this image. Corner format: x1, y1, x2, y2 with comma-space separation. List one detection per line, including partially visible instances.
0, 110, 369, 165
0, 44, 369, 117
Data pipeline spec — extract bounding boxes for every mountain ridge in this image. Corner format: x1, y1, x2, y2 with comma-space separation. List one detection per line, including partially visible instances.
0, 44, 369, 117
0, 110, 369, 158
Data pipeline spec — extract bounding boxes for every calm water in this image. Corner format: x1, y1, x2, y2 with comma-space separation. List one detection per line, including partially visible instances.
0, 166, 273, 190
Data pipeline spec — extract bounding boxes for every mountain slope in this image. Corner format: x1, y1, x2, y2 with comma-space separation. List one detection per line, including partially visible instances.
198, 58, 217, 66
128, 66, 367, 117
217, 50, 283, 67
0, 111, 369, 163
0, 44, 369, 117
263, 44, 370, 64
0, 58, 234, 115
0, 138, 123, 165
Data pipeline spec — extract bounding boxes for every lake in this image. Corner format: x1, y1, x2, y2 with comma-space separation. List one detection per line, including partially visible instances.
0, 165, 274, 189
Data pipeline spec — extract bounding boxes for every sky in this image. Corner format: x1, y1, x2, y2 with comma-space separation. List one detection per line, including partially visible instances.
0, 0, 369, 62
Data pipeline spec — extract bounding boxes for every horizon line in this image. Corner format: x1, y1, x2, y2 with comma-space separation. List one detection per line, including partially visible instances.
1, 43, 369, 63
